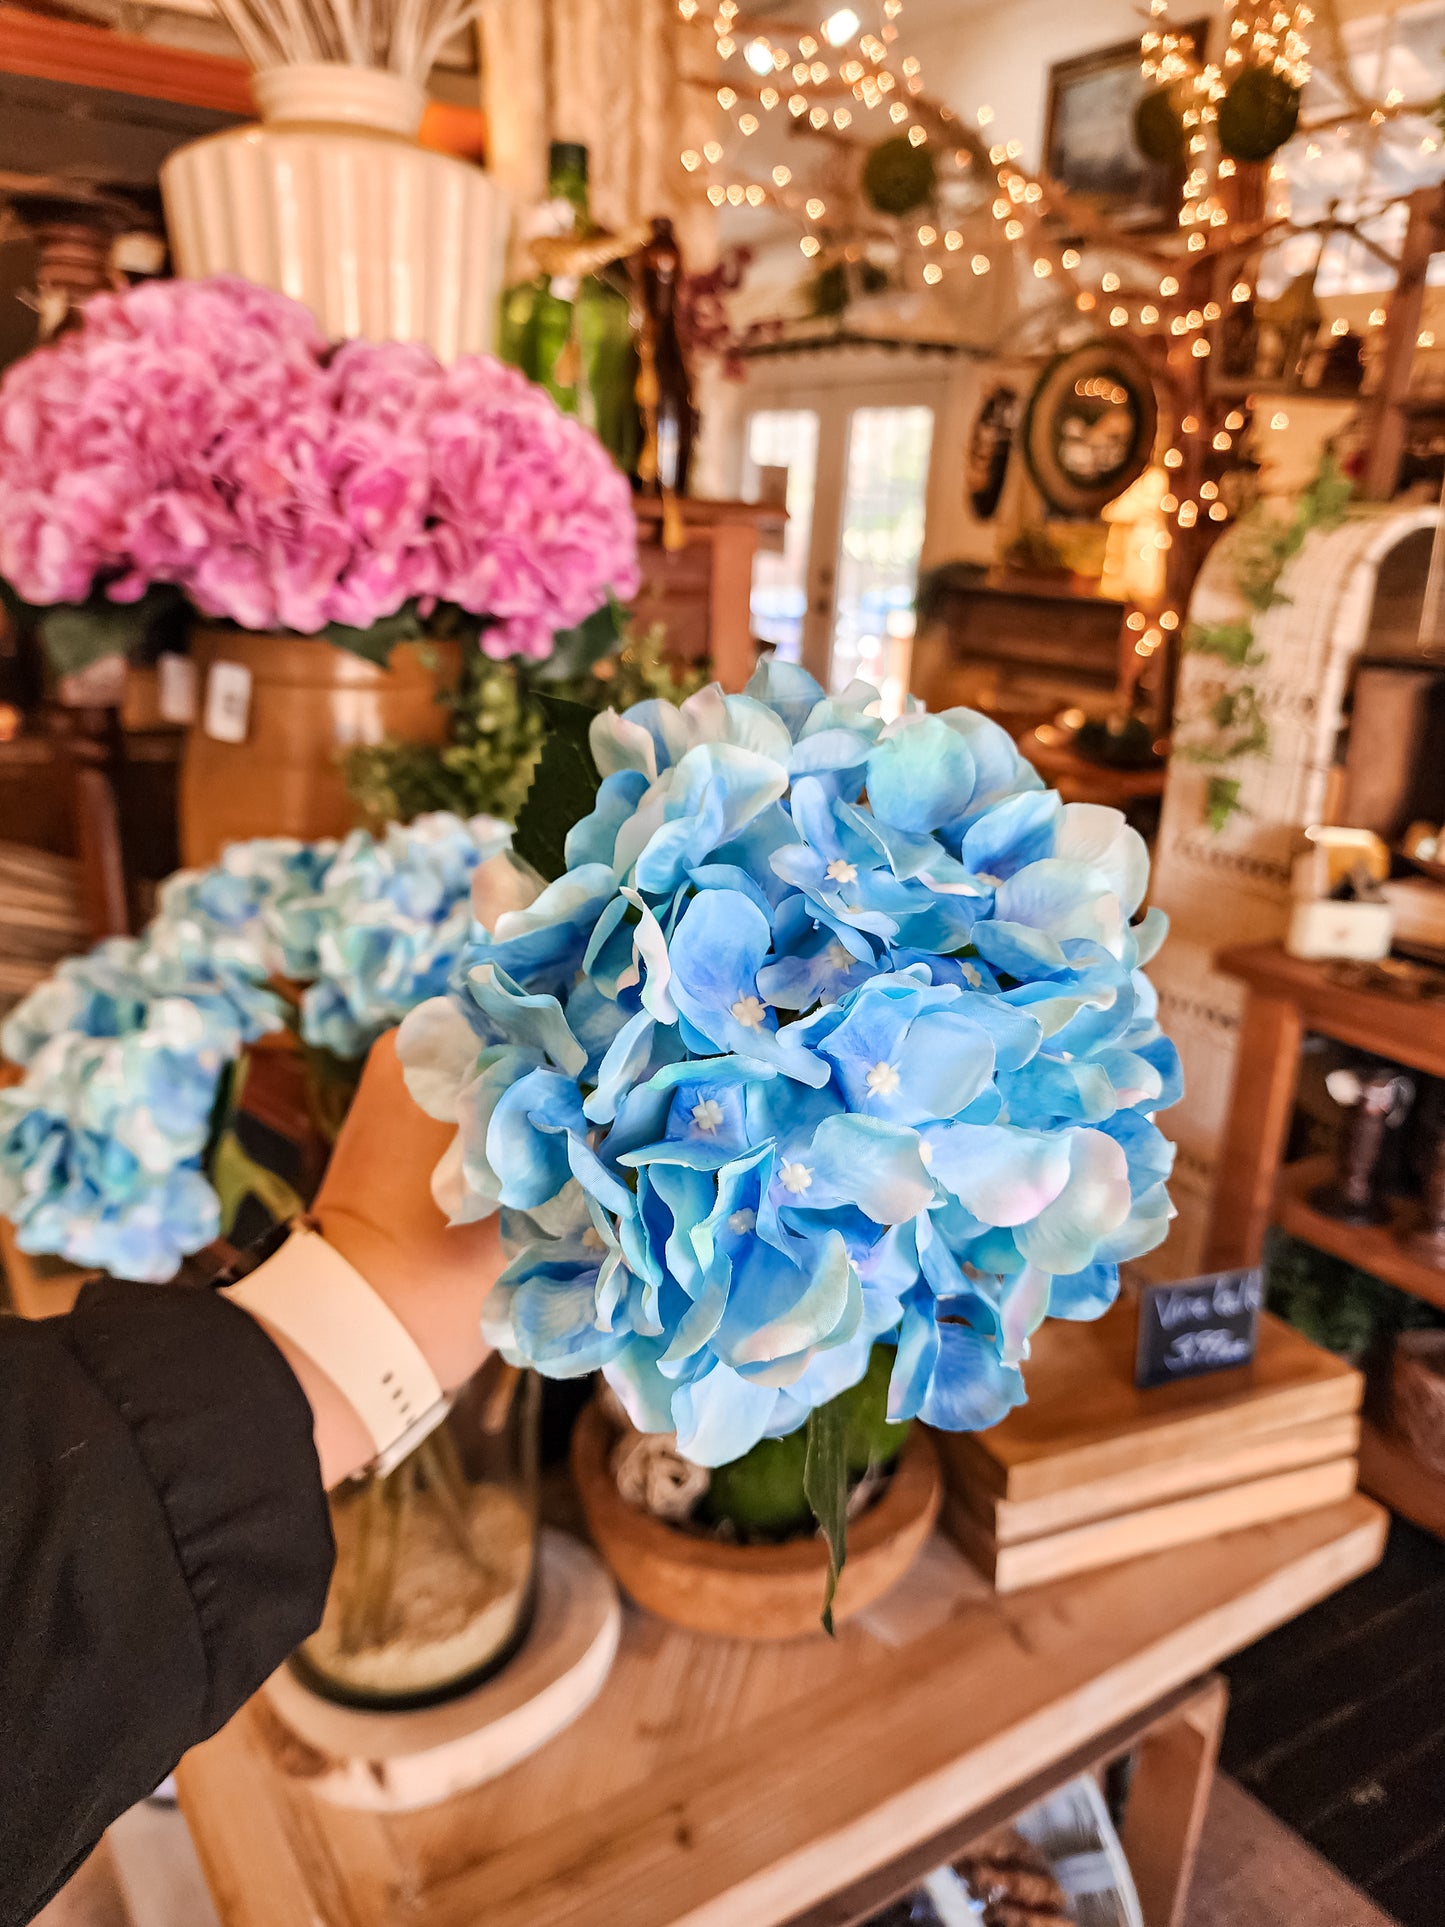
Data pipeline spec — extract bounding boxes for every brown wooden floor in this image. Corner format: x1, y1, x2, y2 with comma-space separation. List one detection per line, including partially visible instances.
1185, 1776, 1395, 1927
1221, 1515, 1445, 1926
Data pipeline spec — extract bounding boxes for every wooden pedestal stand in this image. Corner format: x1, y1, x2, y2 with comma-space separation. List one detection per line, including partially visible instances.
1207, 942, 1445, 1538
260, 1530, 620, 1813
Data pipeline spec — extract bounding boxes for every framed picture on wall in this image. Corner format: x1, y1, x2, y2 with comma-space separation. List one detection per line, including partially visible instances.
1043, 23, 1209, 232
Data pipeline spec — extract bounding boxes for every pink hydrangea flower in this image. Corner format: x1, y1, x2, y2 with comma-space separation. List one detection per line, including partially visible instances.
0, 277, 638, 659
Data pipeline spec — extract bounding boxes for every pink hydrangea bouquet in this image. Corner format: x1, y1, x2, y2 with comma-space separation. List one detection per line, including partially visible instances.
0, 277, 640, 673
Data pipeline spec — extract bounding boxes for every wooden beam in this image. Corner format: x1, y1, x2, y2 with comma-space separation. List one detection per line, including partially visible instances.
1361, 184, 1445, 502
0, 5, 487, 159
0, 4, 254, 112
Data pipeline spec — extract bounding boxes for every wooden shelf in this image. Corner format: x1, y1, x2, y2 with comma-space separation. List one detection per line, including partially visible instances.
1217, 945, 1445, 1082
1275, 1157, 1445, 1312
175, 1503, 1386, 1927
1359, 1416, 1445, 1538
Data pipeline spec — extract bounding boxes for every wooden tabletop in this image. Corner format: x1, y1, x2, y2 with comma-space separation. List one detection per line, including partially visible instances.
176, 1498, 1386, 1927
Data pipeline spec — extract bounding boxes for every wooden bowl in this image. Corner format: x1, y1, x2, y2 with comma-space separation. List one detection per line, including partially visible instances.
570, 1400, 941, 1640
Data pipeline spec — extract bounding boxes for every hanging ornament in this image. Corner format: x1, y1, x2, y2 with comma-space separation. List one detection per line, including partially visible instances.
1133, 85, 1189, 168
862, 134, 937, 215
1218, 66, 1301, 162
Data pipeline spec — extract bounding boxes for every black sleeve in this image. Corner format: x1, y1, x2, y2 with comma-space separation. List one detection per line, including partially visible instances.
0, 1278, 335, 1927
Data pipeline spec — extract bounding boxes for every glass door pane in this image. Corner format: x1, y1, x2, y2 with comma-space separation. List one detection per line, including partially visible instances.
743, 408, 819, 663
830, 405, 934, 702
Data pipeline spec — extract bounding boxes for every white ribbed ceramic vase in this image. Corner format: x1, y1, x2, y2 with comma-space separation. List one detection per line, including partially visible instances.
160, 63, 505, 362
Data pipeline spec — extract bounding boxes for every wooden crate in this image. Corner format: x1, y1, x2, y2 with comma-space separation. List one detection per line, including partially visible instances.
937, 1304, 1363, 1593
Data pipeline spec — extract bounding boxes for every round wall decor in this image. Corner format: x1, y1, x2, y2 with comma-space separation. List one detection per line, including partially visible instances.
1021, 340, 1158, 517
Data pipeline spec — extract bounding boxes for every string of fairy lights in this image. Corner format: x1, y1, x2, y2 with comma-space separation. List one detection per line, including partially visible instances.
674, 0, 1445, 658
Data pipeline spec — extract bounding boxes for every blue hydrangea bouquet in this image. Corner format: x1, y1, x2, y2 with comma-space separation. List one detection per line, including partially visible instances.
399, 662, 1179, 1618
0, 813, 507, 1282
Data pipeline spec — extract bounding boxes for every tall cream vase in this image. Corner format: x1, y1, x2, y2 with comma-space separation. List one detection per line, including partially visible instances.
160, 63, 506, 362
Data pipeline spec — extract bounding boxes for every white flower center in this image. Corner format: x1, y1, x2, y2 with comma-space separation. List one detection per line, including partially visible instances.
865, 1060, 901, 1097
976, 872, 1003, 888
826, 858, 859, 884
960, 961, 982, 986
691, 1097, 725, 1133
728, 1208, 756, 1234
730, 995, 767, 1028
779, 1160, 814, 1195
826, 941, 854, 970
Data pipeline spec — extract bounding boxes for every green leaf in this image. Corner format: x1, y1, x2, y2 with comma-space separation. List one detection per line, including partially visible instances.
510, 693, 602, 881
210, 1127, 307, 1241
804, 1399, 850, 1637
1204, 775, 1245, 833
35, 584, 183, 675
529, 597, 625, 685
321, 602, 425, 665
1184, 619, 1258, 667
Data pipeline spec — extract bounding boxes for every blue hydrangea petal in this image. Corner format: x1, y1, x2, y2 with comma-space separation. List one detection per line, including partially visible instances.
918, 1321, 1027, 1431
743, 658, 825, 738
566, 769, 650, 869
1048, 1262, 1120, 1320
923, 1123, 1072, 1227
1013, 1128, 1132, 1274
865, 715, 977, 834
795, 1114, 934, 1224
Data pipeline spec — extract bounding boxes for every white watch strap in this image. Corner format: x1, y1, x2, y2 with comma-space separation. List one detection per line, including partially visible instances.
223, 1226, 447, 1475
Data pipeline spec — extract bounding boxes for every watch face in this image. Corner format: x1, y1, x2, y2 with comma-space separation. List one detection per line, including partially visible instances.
967, 383, 1019, 521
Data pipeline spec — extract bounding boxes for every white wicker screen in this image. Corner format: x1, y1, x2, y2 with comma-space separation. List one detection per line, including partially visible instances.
1144, 507, 1439, 1278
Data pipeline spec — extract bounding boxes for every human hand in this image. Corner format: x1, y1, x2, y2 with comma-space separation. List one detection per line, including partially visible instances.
312, 1028, 503, 1395
256, 1029, 503, 1487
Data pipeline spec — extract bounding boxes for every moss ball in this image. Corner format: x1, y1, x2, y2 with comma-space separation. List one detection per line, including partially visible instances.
706, 1430, 811, 1536
810, 262, 849, 318
1218, 66, 1300, 163
863, 136, 937, 216
1133, 86, 1187, 168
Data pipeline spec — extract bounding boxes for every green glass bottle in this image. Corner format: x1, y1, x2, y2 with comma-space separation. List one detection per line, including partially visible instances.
498, 142, 640, 477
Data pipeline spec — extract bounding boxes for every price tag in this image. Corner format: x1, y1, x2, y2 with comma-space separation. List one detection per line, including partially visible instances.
1134, 1268, 1264, 1390
157, 652, 198, 726
203, 660, 253, 745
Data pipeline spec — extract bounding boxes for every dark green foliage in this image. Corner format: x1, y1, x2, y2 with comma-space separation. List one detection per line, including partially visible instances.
344, 655, 546, 827
1134, 85, 1187, 167
1265, 1229, 1444, 1362
321, 603, 425, 664
862, 135, 937, 216
804, 1398, 849, 1636
1218, 67, 1301, 163
510, 693, 602, 881
0, 578, 189, 676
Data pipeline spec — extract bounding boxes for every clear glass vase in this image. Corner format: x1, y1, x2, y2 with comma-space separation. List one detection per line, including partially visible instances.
294, 1358, 540, 1710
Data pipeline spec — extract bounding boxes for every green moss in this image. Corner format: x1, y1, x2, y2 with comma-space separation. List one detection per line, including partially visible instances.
703, 1344, 909, 1539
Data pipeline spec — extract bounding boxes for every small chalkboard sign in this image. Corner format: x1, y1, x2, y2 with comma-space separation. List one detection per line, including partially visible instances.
1135, 1268, 1265, 1390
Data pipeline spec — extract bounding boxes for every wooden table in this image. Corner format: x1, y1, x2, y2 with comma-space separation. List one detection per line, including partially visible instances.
1207, 942, 1445, 1535
175, 1498, 1384, 1927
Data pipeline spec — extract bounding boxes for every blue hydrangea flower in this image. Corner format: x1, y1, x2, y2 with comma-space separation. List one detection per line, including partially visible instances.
289, 813, 511, 1059
400, 665, 1179, 1467
1, 812, 505, 1281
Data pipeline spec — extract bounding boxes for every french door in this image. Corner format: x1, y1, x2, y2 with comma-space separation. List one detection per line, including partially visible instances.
735, 363, 941, 704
